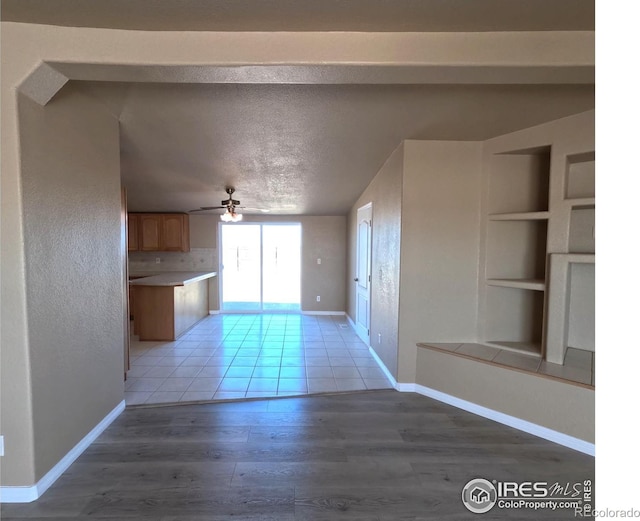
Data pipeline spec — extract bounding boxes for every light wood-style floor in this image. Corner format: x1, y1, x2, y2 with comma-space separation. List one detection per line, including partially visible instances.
1, 390, 594, 520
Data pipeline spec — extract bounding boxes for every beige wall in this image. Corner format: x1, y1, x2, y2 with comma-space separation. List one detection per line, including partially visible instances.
348, 144, 403, 377
11, 86, 123, 483
398, 141, 483, 382
416, 347, 594, 442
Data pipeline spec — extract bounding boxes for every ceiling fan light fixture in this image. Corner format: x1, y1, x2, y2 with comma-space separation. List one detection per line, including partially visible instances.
220, 207, 242, 222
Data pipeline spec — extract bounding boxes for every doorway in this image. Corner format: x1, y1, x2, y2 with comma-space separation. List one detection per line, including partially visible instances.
354, 203, 372, 344
220, 223, 302, 312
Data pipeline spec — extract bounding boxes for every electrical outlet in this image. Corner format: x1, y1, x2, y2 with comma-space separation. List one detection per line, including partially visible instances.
316, 296, 321, 302
317, 258, 322, 265
0, 435, 4, 457
155, 258, 161, 264
378, 333, 382, 344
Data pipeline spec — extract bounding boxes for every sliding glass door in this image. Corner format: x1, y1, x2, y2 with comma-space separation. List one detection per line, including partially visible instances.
221, 223, 301, 312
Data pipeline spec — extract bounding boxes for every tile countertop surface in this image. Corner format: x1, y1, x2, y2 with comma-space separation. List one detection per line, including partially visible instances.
129, 271, 217, 287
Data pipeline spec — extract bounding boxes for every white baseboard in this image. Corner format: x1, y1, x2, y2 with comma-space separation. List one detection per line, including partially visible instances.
346, 314, 356, 330
0, 400, 126, 503
208, 310, 220, 315
301, 311, 346, 316
346, 315, 370, 345
367, 346, 398, 387
396, 383, 594, 456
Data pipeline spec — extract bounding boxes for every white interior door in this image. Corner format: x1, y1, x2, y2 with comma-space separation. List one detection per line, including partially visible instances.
355, 203, 372, 344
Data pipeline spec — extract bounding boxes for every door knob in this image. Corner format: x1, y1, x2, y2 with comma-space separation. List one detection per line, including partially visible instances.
354, 278, 359, 282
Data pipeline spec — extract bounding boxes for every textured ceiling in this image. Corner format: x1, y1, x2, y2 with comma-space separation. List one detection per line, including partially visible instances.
1, 0, 595, 32
13, 0, 594, 216
74, 82, 595, 215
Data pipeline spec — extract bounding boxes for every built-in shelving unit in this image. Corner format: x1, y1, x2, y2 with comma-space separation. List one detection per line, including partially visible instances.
418, 110, 596, 378
483, 145, 551, 356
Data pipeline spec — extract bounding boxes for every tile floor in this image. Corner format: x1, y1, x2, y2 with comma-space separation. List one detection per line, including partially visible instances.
126, 313, 393, 405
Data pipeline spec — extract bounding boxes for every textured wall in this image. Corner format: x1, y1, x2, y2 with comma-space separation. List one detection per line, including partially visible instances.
348, 144, 403, 377
398, 141, 483, 383
18, 86, 123, 481
299, 216, 347, 312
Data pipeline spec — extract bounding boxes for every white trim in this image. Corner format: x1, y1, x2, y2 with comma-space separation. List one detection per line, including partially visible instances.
396, 383, 594, 456
208, 310, 220, 315
346, 314, 357, 330
347, 314, 369, 345
0, 400, 126, 503
301, 311, 346, 316
367, 346, 398, 387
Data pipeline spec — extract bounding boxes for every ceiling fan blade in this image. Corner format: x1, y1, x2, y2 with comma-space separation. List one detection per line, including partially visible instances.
188, 206, 226, 212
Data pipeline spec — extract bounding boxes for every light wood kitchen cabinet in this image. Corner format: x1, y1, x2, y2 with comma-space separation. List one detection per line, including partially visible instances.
162, 214, 190, 251
129, 213, 190, 252
139, 214, 162, 251
127, 213, 139, 252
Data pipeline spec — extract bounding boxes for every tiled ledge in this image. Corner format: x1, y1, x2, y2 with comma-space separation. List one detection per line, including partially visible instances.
417, 342, 594, 389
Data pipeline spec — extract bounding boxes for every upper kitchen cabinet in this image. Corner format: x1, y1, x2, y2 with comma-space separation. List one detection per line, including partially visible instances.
139, 214, 162, 251
130, 213, 190, 252
128, 213, 139, 252
162, 214, 190, 251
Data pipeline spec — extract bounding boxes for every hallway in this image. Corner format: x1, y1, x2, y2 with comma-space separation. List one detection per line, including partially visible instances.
126, 313, 393, 405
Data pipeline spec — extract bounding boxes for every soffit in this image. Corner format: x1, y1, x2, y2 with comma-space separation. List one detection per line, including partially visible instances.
1, 0, 595, 32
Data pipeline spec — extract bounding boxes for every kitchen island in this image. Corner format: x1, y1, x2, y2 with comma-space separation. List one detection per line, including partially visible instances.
129, 271, 216, 341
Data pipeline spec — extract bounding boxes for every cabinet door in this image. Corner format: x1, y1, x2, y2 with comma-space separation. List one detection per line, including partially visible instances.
140, 214, 162, 251
162, 214, 190, 252
127, 213, 139, 251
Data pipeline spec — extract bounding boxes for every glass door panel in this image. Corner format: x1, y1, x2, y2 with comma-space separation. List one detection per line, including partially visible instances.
221, 225, 261, 311
263, 225, 301, 311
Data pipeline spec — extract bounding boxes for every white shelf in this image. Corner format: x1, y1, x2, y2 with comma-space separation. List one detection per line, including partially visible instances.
486, 279, 545, 291
489, 211, 550, 221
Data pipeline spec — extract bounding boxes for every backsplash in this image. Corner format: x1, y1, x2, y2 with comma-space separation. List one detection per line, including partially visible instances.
129, 248, 217, 273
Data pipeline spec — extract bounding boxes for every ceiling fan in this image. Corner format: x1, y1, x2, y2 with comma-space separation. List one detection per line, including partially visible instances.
189, 187, 269, 222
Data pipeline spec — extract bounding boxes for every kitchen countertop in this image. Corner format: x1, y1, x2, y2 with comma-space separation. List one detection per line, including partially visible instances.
129, 271, 217, 287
